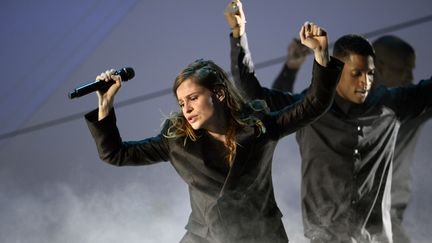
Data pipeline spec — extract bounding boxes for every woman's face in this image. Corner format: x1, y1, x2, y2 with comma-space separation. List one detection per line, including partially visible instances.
176, 79, 223, 131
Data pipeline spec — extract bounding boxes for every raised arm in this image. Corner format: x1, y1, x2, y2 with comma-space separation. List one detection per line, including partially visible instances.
84, 69, 170, 166
225, 0, 342, 112
267, 25, 343, 137
272, 39, 311, 92
225, 0, 297, 107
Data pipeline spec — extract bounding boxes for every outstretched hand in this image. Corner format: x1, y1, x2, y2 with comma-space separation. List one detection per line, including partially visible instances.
224, 0, 246, 38
299, 22, 329, 67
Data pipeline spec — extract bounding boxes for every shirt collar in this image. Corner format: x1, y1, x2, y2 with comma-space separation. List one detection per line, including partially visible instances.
333, 94, 367, 116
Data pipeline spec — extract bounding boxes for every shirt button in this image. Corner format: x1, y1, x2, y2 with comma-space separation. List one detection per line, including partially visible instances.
354, 149, 361, 160
357, 126, 361, 131
351, 200, 356, 204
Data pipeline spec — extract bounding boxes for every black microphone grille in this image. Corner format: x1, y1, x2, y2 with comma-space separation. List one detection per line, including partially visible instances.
116, 67, 135, 81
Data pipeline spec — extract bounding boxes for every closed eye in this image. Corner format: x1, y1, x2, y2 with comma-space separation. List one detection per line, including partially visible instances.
351, 71, 361, 77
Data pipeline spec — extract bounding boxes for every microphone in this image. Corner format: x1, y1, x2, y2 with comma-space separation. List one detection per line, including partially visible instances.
68, 67, 135, 99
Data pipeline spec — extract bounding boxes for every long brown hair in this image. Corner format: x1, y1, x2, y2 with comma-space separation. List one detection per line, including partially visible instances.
165, 59, 265, 166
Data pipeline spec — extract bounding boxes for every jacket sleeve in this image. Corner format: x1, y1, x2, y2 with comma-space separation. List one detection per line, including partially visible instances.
271, 64, 298, 92
384, 77, 432, 122
85, 108, 170, 166
230, 33, 344, 137
269, 57, 344, 138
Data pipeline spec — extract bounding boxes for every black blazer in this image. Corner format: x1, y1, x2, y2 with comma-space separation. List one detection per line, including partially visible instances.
84, 60, 342, 243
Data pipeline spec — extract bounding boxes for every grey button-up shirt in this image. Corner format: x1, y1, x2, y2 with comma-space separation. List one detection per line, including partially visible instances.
230, 33, 432, 242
